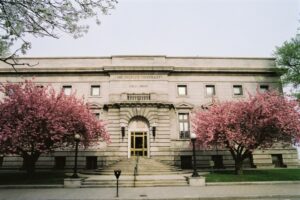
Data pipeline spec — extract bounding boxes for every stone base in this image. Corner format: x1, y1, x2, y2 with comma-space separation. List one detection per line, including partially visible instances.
188, 176, 206, 186
64, 178, 82, 188
188, 176, 205, 186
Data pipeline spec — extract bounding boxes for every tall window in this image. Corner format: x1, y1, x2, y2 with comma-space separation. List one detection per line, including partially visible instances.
206, 85, 215, 96
177, 85, 187, 96
259, 85, 269, 93
233, 85, 243, 96
91, 85, 100, 96
62, 85, 72, 96
179, 113, 190, 139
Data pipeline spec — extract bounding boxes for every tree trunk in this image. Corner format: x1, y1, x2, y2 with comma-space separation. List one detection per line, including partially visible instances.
234, 158, 244, 175
22, 153, 40, 176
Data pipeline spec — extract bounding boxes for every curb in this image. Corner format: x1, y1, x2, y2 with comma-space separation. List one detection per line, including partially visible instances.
117, 196, 300, 200
0, 184, 63, 189
207, 180, 300, 186
1, 181, 300, 189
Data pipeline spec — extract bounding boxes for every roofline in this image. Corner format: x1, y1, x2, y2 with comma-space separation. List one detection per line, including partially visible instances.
5, 55, 275, 60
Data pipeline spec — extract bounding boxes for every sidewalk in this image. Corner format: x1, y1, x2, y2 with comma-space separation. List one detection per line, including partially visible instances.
0, 183, 300, 200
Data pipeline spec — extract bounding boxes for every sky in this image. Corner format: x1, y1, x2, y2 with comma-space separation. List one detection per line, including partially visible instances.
23, 0, 300, 58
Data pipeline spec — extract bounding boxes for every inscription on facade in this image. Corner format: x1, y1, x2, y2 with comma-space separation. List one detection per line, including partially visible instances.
114, 75, 163, 80
129, 85, 148, 88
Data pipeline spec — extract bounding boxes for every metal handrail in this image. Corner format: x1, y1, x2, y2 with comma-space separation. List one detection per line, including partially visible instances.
133, 155, 139, 187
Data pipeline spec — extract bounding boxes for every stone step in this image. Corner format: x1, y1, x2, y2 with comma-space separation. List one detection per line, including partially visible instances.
82, 171, 183, 175
82, 170, 188, 176
79, 157, 191, 187
81, 175, 189, 188
81, 182, 188, 188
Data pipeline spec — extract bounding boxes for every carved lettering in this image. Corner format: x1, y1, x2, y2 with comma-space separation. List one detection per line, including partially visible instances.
114, 75, 163, 80
129, 85, 148, 88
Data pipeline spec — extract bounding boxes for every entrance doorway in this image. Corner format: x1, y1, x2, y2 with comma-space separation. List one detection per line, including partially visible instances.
128, 116, 150, 158
131, 132, 147, 156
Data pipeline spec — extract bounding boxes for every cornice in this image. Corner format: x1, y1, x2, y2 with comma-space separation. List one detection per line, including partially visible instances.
0, 66, 277, 75
103, 101, 174, 110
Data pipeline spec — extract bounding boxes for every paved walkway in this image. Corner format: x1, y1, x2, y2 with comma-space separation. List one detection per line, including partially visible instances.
0, 183, 300, 200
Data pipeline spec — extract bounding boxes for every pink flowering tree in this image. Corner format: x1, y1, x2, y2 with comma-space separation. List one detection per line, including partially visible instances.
193, 91, 300, 175
0, 80, 109, 174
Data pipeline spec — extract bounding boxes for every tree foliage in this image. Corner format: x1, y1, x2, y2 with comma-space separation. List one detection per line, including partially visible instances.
0, 0, 117, 69
192, 91, 300, 175
0, 80, 109, 174
275, 35, 300, 97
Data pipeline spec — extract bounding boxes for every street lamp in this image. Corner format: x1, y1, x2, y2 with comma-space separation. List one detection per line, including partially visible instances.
72, 133, 81, 178
190, 132, 199, 177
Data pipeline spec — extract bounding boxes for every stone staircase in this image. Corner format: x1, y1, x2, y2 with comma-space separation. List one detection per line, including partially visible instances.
80, 157, 191, 187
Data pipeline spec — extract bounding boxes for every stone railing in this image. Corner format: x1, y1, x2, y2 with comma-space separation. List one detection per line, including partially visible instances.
127, 93, 151, 101
109, 93, 168, 102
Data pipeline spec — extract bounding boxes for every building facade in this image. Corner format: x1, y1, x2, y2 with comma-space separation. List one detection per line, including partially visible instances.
0, 56, 299, 170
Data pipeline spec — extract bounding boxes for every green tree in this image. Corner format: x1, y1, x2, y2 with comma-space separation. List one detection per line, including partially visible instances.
274, 34, 300, 97
0, 0, 117, 70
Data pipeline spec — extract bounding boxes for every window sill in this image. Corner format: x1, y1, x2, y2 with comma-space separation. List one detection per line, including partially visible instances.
177, 95, 189, 98
205, 95, 216, 98
172, 138, 190, 141
88, 95, 102, 98
232, 94, 244, 98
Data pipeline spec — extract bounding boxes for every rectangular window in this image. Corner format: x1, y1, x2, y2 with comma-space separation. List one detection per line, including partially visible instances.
86, 156, 98, 169
260, 85, 269, 93
211, 155, 224, 169
180, 156, 192, 169
36, 85, 44, 89
206, 85, 215, 96
177, 85, 187, 96
271, 154, 285, 168
0, 156, 3, 168
62, 85, 72, 96
54, 156, 66, 169
233, 85, 243, 96
179, 113, 190, 139
91, 85, 100, 96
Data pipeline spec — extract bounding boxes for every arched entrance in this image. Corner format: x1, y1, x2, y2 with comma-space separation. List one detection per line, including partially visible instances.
128, 116, 150, 158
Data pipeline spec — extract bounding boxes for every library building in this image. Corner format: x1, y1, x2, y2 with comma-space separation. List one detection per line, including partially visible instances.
0, 55, 299, 171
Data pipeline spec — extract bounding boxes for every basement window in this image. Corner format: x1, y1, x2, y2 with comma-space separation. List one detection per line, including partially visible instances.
55, 156, 66, 169
86, 156, 98, 170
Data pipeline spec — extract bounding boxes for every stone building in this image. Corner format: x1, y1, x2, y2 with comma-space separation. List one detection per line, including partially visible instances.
0, 55, 299, 170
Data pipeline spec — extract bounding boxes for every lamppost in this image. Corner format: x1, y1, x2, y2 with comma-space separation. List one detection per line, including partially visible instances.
72, 133, 81, 178
190, 132, 199, 177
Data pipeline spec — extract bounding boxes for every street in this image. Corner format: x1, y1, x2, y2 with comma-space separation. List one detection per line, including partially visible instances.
0, 183, 299, 200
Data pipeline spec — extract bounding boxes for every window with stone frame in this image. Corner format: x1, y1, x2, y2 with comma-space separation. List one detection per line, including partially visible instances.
91, 85, 100, 96
62, 85, 72, 96
177, 85, 187, 96
179, 113, 190, 139
54, 156, 66, 169
0, 156, 3, 167
259, 85, 269, 93
233, 85, 243, 96
206, 85, 215, 97
86, 156, 98, 169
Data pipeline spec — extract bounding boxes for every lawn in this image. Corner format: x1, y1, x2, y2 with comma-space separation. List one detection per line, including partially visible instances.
0, 171, 65, 185
205, 169, 300, 182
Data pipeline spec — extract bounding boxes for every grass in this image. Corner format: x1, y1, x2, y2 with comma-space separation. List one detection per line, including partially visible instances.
0, 171, 65, 185
0, 169, 300, 185
205, 169, 300, 182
